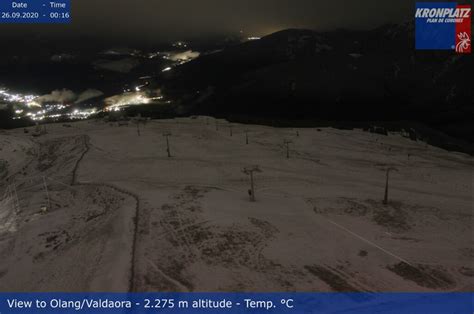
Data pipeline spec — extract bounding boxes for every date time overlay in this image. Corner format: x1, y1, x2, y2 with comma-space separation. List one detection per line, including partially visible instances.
1, 0, 70, 23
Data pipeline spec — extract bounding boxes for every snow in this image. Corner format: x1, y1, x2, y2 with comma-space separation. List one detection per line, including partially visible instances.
0, 117, 472, 292
0, 133, 34, 180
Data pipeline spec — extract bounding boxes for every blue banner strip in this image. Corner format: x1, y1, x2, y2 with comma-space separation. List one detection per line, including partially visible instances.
0, 293, 473, 313
0, 0, 70, 24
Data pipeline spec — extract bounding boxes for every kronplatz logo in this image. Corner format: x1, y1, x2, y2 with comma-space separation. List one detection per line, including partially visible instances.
415, 2, 471, 53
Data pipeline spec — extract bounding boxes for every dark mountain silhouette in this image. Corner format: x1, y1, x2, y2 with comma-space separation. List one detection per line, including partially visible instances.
162, 24, 473, 146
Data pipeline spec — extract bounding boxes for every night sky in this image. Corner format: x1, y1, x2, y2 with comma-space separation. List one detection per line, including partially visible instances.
0, 0, 419, 43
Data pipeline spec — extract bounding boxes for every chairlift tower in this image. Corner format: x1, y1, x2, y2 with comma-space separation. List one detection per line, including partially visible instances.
243, 165, 262, 202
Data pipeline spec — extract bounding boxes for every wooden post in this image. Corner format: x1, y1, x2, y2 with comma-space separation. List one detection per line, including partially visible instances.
163, 132, 172, 157
43, 176, 51, 211
12, 181, 20, 213
284, 140, 293, 159
249, 171, 255, 201
384, 167, 398, 205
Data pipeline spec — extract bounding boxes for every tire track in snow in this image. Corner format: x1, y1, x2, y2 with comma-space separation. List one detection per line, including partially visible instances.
71, 135, 141, 292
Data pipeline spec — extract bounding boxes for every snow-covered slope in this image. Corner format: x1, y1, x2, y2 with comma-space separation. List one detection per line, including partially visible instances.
0, 117, 472, 292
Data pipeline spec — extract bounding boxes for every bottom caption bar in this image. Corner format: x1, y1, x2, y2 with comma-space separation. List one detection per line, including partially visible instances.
1, 293, 472, 313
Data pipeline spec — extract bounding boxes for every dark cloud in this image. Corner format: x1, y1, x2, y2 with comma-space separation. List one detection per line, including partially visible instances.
1, 0, 416, 42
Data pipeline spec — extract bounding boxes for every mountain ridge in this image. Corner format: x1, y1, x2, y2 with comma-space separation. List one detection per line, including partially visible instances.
162, 25, 472, 144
